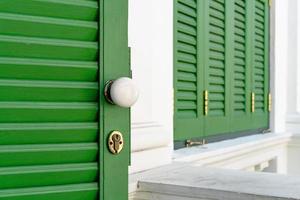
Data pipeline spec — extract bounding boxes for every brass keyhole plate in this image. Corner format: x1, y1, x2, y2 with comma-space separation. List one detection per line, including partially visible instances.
108, 131, 124, 155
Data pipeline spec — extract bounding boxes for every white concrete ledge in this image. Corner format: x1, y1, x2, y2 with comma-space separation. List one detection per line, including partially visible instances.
174, 133, 291, 162
173, 133, 291, 172
131, 163, 300, 200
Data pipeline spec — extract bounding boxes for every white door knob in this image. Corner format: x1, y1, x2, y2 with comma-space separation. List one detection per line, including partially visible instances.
104, 77, 139, 108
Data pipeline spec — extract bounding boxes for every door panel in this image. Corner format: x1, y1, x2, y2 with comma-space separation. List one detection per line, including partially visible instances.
0, 1, 129, 200
0, 1, 100, 199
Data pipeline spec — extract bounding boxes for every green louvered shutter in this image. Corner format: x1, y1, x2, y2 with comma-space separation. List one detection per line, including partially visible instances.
203, 0, 231, 137
174, 0, 270, 144
230, 0, 253, 132
251, 0, 270, 129
0, 1, 130, 200
174, 0, 204, 141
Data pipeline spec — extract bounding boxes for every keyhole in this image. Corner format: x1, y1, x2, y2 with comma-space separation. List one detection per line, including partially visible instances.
112, 134, 121, 152
108, 131, 124, 154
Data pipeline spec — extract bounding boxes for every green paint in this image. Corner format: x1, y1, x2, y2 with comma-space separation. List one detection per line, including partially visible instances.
99, 0, 130, 200
174, 0, 270, 142
0, 1, 129, 200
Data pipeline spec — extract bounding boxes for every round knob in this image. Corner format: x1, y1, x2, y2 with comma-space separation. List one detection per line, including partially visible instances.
104, 77, 139, 108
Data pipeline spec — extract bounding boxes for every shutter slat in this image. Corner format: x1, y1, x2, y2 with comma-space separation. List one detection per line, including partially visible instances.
0, 122, 97, 145
0, 183, 98, 200
0, 163, 97, 190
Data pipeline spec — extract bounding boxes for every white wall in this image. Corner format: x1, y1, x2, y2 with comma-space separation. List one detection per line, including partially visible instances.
128, 0, 173, 173
286, 0, 300, 175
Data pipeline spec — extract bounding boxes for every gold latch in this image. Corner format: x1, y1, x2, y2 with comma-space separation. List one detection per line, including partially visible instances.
268, 93, 272, 112
186, 139, 206, 147
204, 90, 208, 116
108, 131, 124, 155
251, 92, 255, 113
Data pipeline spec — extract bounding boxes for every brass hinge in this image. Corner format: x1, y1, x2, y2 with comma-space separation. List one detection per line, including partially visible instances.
204, 90, 208, 116
251, 92, 255, 113
269, 0, 272, 7
268, 93, 272, 112
186, 139, 206, 147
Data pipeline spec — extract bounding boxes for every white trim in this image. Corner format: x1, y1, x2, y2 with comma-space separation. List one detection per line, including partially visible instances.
270, 0, 289, 133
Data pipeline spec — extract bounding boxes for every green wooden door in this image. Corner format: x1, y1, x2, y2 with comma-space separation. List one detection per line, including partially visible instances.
0, 1, 130, 200
174, 0, 270, 145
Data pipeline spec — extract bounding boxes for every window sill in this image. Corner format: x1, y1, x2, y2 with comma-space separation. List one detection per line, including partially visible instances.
173, 132, 291, 170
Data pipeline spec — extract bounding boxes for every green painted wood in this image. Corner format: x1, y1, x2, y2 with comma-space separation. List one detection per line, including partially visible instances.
0, 163, 98, 189
0, 1, 98, 21
251, 0, 270, 129
174, 0, 270, 143
99, 1, 130, 199
174, 0, 205, 141
0, 143, 98, 167
0, 58, 98, 81
230, 0, 253, 132
0, 184, 98, 200
0, 123, 98, 145
204, 0, 231, 136
0, 12, 98, 41
0, 1, 130, 200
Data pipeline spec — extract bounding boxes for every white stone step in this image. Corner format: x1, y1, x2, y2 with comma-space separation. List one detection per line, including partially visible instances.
130, 163, 300, 200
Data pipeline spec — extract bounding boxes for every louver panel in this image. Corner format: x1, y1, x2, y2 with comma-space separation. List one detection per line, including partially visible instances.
233, 0, 247, 115
251, 0, 269, 130
253, 0, 266, 113
204, 0, 230, 137
208, 0, 226, 117
0, 1, 100, 199
175, 0, 203, 141
176, 0, 198, 118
